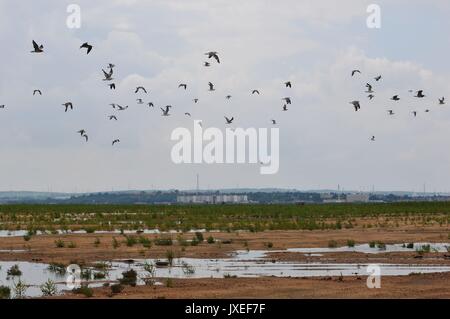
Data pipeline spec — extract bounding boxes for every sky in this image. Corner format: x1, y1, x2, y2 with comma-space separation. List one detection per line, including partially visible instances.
0, 0, 450, 193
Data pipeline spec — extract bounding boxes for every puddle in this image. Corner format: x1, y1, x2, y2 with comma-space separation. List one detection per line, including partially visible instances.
0, 243, 449, 298
285, 243, 450, 254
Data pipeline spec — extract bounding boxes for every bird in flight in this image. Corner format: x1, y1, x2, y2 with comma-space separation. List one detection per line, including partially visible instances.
205, 51, 220, 64
107, 63, 115, 69
226, 95, 232, 100
350, 101, 361, 111
271, 119, 277, 125
388, 110, 395, 115
368, 94, 375, 100
147, 102, 154, 108
185, 112, 191, 117
33, 89, 42, 96
351, 70, 361, 76
415, 90, 426, 98
80, 42, 93, 54
112, 139, 120, 146
412, 111, 417, 117
77, 129, 86, 136
282, 105, 288, 111
374, 75, 382, 81
252, 89, 260, 95
425, 109, 430, 113
365, 83, 374, 93
391, 95, 400, 101
135, 86, 147, 94
82, 134, 88, 142
62, 102, 73, 112
193, 98, 199, 103
370, 136, 376, 142
285, 81, 292, 88
108, 115, 118, 121
0, 105, 5, 109
161, 105, 171, 116
204, 62, 211, 67
136, 98, 144, 104
109, 83, 116, 90
117, 105, 128, 111
178, 83, 187, 90
439, 97, 445, 105
282, 97, 291, 104
102, 68, 114, 81
31, 40, 44, 53
224, 116, 234, 124
208, 82, 215, 91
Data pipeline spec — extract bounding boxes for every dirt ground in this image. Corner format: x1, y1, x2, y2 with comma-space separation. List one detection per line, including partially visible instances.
59, 273, 450, 299
1, 224, 449, 298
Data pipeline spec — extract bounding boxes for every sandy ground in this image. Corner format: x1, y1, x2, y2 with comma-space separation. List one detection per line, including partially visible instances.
59, 273, 450, 299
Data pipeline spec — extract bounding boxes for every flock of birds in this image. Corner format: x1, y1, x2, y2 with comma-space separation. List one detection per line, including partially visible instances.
0, 40, 296, 146
0, 40, 446, 146
349, 69, 446, 142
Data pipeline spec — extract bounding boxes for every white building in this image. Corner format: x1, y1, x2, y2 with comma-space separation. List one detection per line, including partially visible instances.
177, 194, 248, 204
346, 193, 370, 203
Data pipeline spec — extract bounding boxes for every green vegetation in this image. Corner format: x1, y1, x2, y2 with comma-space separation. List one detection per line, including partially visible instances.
47, 263, 66, 275
207, 236, 215, 244
347, 239, 355, 247
0, 202, 448, 232
119, 269, 138, 287
0, 286, 11, 299
7, 264, 22, 277
73, 285, 93, 298
110, 283, 124, 294
54, 239, 65, 248
40, 279, 58, 296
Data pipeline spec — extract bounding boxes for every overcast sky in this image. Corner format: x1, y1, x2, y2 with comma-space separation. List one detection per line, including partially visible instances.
0, 0, 450, 193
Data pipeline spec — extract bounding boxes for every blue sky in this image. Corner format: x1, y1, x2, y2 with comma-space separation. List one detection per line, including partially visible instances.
0, 0, 449, 193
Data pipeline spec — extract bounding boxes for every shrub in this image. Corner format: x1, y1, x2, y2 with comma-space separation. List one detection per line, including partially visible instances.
55, 239, 65, 248
112, 237, 120, 249
406, 243, 414, 249
166, 250, 175, 266
13, 279, 27, 299
84, 227, 96, 234
68, 242, 77, 249
125, 236, 137, 247
377, 242, 386, 250
81, 268, 93, 280
23, 234, 32, 242
48, 263, 67, 276
181, 262, 195, 275
73, 285, 93, 298
207, 236, 215, 244
347, 239, 355, 247
265, 242, 273, 248
110, 284, 124, 294
119, 269, 137, 287
223, 273, 237, 279
0, 285, 11, 299
195, 232, 204, 242
93, 271, 106, 280
154, 237, 173, 246
7, 264, 22, 277
369, 241, 376, 248
190, 237, 200, 246
165, 278, 173, 288
139, 236, 152, 248
40, 279, 58, 296
328, 240, 338, 248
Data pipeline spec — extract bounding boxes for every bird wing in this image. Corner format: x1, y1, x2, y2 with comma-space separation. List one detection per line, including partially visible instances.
32, 40, 39, 51
213, 54, 220, 63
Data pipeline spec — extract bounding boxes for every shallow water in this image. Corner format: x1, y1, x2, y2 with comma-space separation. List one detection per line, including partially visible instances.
0, 243, 449, 298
